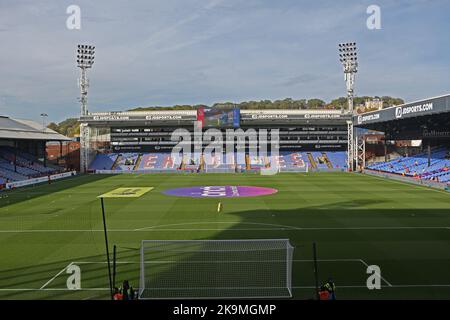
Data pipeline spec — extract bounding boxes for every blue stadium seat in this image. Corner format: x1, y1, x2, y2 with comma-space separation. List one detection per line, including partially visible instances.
88, 153, 118, 170
367, 147, 450, 182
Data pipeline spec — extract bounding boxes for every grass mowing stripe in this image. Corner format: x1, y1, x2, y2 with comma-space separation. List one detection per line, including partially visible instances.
359, 259, 393, 287
1, 172, 449, 299
360, 172, 450, 196
40, 262, 73, 289
0, 226, 448, 233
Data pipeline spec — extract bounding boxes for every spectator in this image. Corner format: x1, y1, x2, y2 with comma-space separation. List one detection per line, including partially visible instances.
318, 286, 330, 300
122, 280, 130, 300
129, 286, 136, 300
113, 287, 123, 300
323, 278, 336, 300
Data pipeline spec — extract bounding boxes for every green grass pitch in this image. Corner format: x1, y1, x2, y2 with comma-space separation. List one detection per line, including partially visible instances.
0, 172, 449, 300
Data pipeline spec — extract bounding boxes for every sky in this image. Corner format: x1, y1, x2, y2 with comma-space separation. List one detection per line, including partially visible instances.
0, 0, 449, 123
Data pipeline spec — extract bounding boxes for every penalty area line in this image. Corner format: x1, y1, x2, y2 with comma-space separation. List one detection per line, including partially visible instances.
0, 226, 449, 233
1, 284, 450, 292
0, 288, 110, 292
72, 258, 365, 265
40, 262, 74, 290
292, 284, 450, 289
359, 259, 393, 287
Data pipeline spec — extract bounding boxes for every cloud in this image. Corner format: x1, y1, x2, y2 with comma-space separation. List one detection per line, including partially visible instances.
0, 0, 449, 122
282, 74, 322, 87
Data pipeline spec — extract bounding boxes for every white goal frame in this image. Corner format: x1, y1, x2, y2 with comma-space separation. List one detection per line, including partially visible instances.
278, 164, 309, 173
138, 239, 294, 299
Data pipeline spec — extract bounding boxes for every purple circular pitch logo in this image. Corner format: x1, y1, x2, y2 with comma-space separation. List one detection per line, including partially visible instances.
163, 186, 278, 198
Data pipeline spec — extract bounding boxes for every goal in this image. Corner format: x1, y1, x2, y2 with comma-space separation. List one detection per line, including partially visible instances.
138, 239, 294, 299
278, 164, 309, 173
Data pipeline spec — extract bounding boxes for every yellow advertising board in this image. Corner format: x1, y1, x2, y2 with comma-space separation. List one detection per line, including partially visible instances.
98, 187, 153, 198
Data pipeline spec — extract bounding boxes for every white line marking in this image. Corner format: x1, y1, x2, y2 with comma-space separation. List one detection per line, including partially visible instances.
0, 288, 109, 292
293, 284, 450, 289
0, 225, 448, 233
40, 262, 73, 290
134, 221, 292, 231
72, 258, 363, 264
133, 226, 450, 231
1, 284, 450, 292
359, 259, 393, 287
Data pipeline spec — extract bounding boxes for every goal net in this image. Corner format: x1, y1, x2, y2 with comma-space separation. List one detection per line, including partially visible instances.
278, 164, 309, 173
139, 239, 294, 299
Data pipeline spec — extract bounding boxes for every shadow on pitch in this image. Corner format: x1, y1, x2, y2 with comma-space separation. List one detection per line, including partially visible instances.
2, 199, 450, 300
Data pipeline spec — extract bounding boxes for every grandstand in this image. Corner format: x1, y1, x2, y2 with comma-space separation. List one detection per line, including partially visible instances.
81, 109, 350, 173
0, 95, 449, 302
2, 95, 449, 301
4, 0, 450, 304
81, 95, 449, 182
367, 147, 450, 182
0, 116, 69, 187
88, 151, 347, 173
355, 94, 450, 186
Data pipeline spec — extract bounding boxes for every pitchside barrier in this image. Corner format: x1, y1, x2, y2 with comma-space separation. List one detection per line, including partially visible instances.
95, 169, 179, 174
4, 171, 77, 190
94, 166, 314, 174
94, 168, 259, 174
204, 168, 238, 173
139, 239, 294, 299
364, 169, 449, 190
94, 169, 260, 174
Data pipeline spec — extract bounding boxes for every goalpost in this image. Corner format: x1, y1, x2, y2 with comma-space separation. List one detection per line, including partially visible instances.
139, 239, 294, 299
278, 164, 309, 173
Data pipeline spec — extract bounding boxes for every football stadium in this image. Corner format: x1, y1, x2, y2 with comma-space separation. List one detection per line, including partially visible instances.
1, 2, 450, 307
1, 94, 449, 300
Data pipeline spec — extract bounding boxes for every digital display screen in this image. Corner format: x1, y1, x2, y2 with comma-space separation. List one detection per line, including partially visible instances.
197, 108, 240, 128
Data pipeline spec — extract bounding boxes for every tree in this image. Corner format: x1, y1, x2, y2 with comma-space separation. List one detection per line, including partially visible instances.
307, 99, 325, 109
47, 122, 58, 131
48, 118, 79, 137
55, 95, 405, 127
